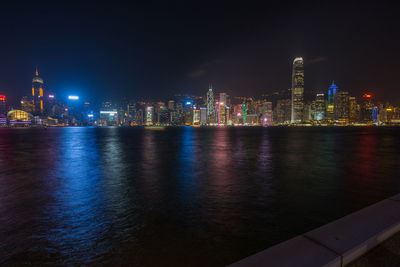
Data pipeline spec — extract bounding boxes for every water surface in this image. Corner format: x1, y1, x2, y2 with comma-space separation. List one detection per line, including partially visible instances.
0, 127, 399, 266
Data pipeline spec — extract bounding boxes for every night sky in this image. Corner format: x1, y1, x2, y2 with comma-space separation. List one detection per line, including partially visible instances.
0, 1, 399, 105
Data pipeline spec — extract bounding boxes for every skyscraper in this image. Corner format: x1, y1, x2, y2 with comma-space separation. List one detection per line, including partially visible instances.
0, 95, 6, 116
206, 86, 216, 124
32, 66, 44, 115
314, 93, 325, 121
334, 91, 350, 123
291, 57, 304, 123
326, 82, 338, 120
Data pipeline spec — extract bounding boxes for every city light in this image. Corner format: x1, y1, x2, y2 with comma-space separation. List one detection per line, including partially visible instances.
68, 95, 79, 100
363, 94, 372, 98
48, 94, 54, 98
185, 101, 192, 106
0, 95, 6, 101
100, 111, 118, 115
88, 114, 94, 118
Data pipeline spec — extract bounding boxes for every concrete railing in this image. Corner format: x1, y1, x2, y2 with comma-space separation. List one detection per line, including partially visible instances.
228, 193, 400, 267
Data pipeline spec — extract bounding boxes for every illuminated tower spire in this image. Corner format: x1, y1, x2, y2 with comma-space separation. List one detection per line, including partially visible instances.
32, 66, 44, 115
291, 57, 304, 123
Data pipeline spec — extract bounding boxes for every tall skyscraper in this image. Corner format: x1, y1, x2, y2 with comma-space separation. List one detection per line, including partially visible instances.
206, 86, 216, 123
291, 57, 304, 123
314, 93, 325, 121
326, 82, 338, 120
32, 66, 44, 115
334, 91, 350, 123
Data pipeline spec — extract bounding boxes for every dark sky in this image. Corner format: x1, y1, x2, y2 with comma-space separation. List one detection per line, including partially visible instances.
0, 1, 399, 105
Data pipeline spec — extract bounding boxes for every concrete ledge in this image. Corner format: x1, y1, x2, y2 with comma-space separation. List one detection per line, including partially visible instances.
227, 236, 340, 267
228, 193, 400, 267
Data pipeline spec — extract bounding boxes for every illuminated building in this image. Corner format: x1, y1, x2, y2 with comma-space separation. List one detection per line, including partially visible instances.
260, 113, 272, 126
372, 106, 379, 123
334, 91, 350, 123
276, 99, 291, 124
145, 106, 154, 125
100, 110, 118, 125
157, 104, 169, 125
32, 66, 44, 115
349, 97, 359, 123
218, 101, 227, 125
206, 86, 216, 123
303, 102, 314, 121
326, 82, 338, 120
7, 110, 33, 125
314, 93, 325, 121
193, 109, 200, 125
233, 104, 245, 124
21, 96, 35, 114
168, 100, 175, 110
200, 107, 207, 125
0, 95, 6, 115
361, 93, 374, 122
183, 101, 193, 125
291, 57, 304, 123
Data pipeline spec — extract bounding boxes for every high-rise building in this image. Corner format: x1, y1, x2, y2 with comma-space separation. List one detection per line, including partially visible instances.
314, 93, 325, 121
168, 100, 175, 110
0, 95, 7, 115
145, 106, 154, 125
21, 96, 35, 114
349, 97, 359, 123
206, 86, 216, 124
276, 99, 291, 124
291, 57, 304, 123
200, 107, 207, 125
32, 66, 44, 115
334, 91, 350, 123
217, 101, 226, 125
326, 82, 338, 120
361, 94, 374, 123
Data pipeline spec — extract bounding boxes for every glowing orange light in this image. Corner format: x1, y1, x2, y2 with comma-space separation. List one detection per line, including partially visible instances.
32, 87, 35, 96
363, 94, 372, 98
0, 95, 5, 101
40, 100, 43, 112
39, 87, 43, 97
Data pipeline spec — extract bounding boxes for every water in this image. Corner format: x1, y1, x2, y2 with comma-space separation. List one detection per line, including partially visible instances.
0, 127, 399, 266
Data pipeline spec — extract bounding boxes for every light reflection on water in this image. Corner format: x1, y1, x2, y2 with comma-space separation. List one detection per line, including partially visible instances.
0, 127, 400, 266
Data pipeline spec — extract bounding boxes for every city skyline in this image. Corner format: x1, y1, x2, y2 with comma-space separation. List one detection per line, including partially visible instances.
0, 2, 399, 104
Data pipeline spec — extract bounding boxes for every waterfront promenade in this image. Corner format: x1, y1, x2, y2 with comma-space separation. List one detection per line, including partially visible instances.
229, 193, 400, 267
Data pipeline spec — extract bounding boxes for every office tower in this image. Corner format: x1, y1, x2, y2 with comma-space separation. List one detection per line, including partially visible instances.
314, 93, 325, 121
361, 94, 374, 123
145, 106, 154, 125
218, 101, 226, 125
200, 107, 207, 125
206, 86, 216, 123
168, 100, 175, 110
21, 96, 35, 114
158, 104, 169, 125
127, 102, 136, 125
291, 57, 304, 123
32, 66, 44, 115
326, 82, 338, 120
0, 95, 6, 115
334, 91, 350, 123
193, 109, 200, 125
276, 99, 291, 124
349, 97, 359, 123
